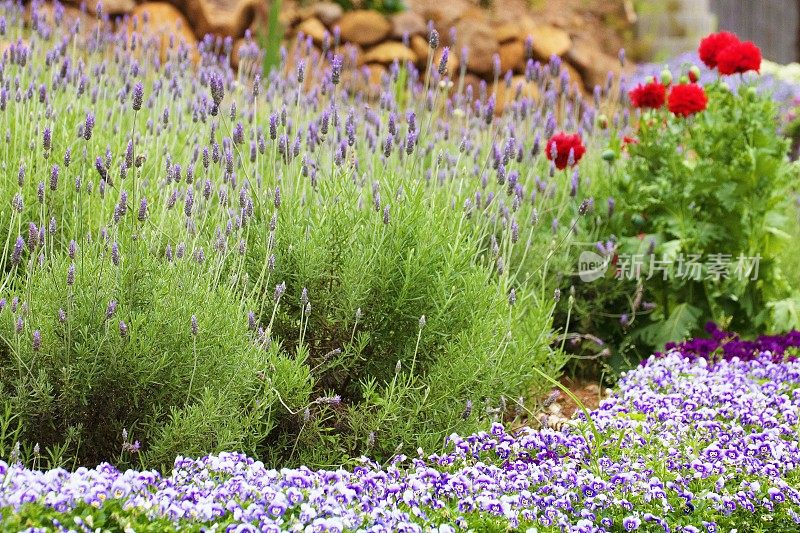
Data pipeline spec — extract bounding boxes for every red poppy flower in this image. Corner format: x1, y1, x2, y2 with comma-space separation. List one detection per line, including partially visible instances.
668, 83, 708, 117
716, 40, 761, 75
545, 132, 586, 170
698, 31, 740, 69
622, 136, 639, 145
628, 81, 666, 109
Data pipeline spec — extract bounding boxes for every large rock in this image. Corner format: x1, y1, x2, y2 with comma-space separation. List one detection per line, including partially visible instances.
494, 75, 539, 114
455, 19, 498, 76
410, 34, 431, 66
499, 39, 525, 74
495, 21, 521, 44
523, 23, 572, 60
362, 41, 417, 65
390, 11, 426, 39
27, 3, 97, 33
180, 0, 259, 38
365, 63, 387, 87
130, 3, 198, 62
64, 0, 134, 15
337, 10, 391, 47
566, 35, 621, 91
416, 0, 468, 36
311, 2, 343, 26
278, 5, 301, 28
297, 17, 327, 44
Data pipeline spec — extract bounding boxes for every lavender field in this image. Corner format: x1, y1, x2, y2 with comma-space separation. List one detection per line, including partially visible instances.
1, 1, 799, 531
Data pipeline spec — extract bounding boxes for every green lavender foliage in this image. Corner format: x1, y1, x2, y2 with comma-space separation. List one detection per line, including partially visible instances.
0, 5, 583, 469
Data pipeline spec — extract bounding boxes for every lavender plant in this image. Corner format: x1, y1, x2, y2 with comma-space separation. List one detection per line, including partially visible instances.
0, 1, 599, 468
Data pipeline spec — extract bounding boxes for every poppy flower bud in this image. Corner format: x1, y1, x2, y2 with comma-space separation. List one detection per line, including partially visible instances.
660, 68, 673, 86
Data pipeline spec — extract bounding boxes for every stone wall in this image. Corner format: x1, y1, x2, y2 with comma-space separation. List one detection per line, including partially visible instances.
48, 0, 630, 99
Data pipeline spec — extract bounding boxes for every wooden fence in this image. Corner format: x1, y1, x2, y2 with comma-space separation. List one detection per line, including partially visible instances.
709, 0, 799, 63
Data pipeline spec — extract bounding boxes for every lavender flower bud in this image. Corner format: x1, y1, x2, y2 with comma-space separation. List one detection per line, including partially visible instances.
461, 399, 472, 419
119, 321, 128, 337
27, 223, 38, 251
43, 126, 51, 152
438, 47, 449, 75
331, 55, 342, 85
106, 300, 117, 319
83, 112, 94, 141
138, 198, 148, 221
11, 193, 23, 212
209, 72, 224, 115
132, 81, 143, 111
428, 28, 439, 50
191, 315, 198, 336
184, 188, 194, 217
274, 281, 286, 302
50, 164, 59, 191
11, 236, 23, 265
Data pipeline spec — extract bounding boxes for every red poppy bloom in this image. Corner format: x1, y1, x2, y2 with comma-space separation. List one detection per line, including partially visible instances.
716, 40, 762, 75
668, 83, 708, 117
545, 132, 586, 170
622, 136, 639, 145
698, 31, 740, 69
628, 81, 666, 109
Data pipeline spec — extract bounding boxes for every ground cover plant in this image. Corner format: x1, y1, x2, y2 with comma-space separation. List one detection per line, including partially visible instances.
0, 1, 608, 470
2, 330, 800, 531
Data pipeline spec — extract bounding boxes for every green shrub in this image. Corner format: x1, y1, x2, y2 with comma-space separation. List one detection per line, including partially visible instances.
564, 80, 799, 371
0, 244, 310, 470
0, 8, 585, 468
242, 173, 562, 465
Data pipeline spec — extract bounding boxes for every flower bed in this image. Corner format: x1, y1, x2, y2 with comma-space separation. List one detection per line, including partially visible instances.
3, 336, 799, 531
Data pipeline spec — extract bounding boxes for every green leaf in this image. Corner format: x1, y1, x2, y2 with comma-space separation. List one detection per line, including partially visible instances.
635, 303, 703, 350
